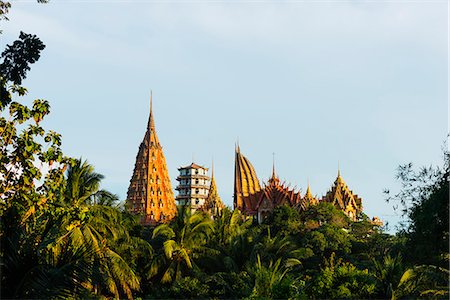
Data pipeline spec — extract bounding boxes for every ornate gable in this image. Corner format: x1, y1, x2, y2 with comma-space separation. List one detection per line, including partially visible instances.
323, 170, 363, 221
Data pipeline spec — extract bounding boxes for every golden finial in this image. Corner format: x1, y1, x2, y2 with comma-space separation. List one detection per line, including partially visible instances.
306, 179, 312, 196
149, 90, 155, 129
272, 152, 276, 179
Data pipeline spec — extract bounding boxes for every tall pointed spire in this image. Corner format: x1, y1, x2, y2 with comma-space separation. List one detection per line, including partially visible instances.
148, 90, 155, 129
337, 161, 341, 177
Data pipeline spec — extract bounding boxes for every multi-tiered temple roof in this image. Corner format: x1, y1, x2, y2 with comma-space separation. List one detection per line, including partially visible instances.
126, 95, 177, 224
322, 170, 362, 221
299, 182, 319, 211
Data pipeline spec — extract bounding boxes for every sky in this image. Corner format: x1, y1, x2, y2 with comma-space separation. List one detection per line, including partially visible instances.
2, 0, 448, 232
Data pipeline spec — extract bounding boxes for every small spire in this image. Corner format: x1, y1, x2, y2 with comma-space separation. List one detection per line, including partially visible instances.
306, 179, 312, 196
149, 90, 155, 129
337, 161, 341, 177
236, 138, 240, 153
272, 152, 276, 178
211, 158, 214, 178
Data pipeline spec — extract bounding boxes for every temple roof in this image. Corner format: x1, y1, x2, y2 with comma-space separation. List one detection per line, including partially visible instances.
178, 163, 208, 170
322, 169, 363, 218
234, 145, 261, 211
235, 145, 261, 196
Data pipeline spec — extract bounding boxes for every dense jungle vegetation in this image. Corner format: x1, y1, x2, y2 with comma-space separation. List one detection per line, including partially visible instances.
1, 1, 449, 299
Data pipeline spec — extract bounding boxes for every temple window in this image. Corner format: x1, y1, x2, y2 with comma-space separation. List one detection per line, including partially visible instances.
195, 189, 199, 194
159, 200, 163, 208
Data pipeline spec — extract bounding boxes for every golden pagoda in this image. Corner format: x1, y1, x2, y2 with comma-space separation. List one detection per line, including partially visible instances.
199, 164, 225, 216
299, 182, 319, 211
322, 169, 362, 221
234, 144, 261, 211
126, 95, 177, 224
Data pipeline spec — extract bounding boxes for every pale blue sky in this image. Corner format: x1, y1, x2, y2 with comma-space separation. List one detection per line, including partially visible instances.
2, 1, 448, 231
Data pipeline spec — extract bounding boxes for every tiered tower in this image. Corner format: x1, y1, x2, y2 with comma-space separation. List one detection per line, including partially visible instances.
175, 163, 210, 213
126, 95, 177, 224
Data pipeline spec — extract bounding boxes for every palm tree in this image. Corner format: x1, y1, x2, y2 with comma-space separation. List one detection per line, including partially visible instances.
250, 254, 301, 299
251, 227, 299, 264
58, 158, 141, 299
373, 254, 449, 299
151, 207, 214, 283
208, 208, 255, 272
64, 158, 118, 206
373, 254, 404, 299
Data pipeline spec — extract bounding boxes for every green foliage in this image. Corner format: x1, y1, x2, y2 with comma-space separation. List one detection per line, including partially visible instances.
307, 253, 377, 299
386, 150, 449, 267
263, 205, 302, 236
249, 254, 301, 299
150, 208, 214, 283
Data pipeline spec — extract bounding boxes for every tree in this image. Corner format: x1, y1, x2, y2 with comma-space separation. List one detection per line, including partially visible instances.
250, 254, 301, 299
373, 254, 449, 299
0, 18, 78, 298
385, 150, 449, 267
0, 24, 142, 297
151, 208, 214, 283
307, 252, 377, 299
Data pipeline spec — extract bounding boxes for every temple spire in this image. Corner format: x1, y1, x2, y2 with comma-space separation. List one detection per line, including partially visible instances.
149, 90, 155, 129
337, 161, 341, 177
306, 179, 311, 196
272, 152, 276, 179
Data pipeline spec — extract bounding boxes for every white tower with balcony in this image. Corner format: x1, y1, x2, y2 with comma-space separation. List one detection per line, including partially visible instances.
175, 163, 210, 213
